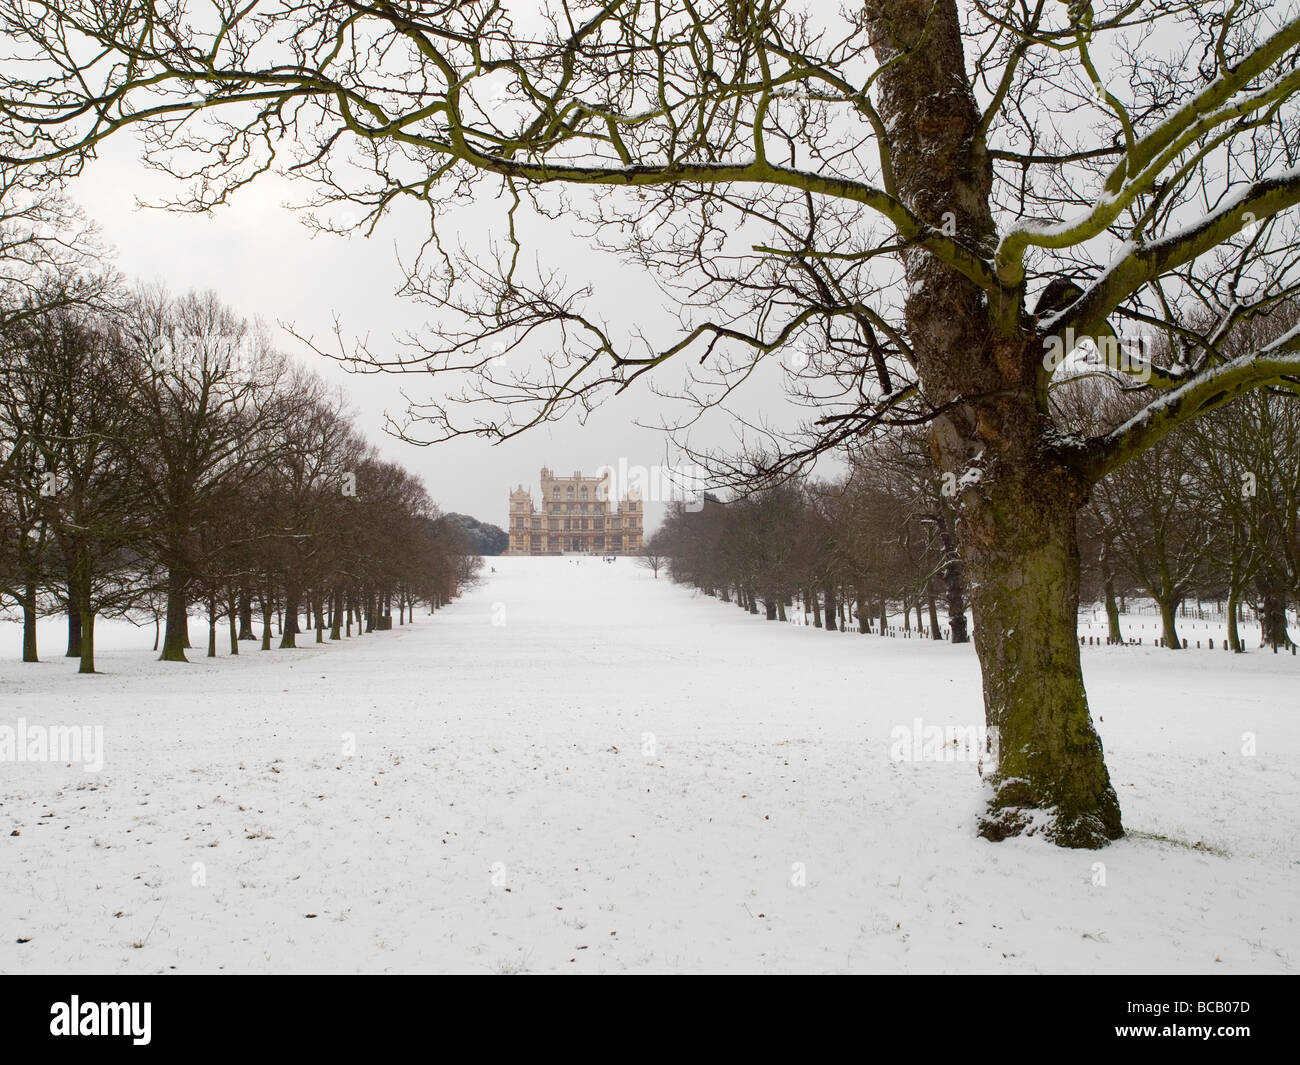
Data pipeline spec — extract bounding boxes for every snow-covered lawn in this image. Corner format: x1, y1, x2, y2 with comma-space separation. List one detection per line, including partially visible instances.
1, 556, 1296, 973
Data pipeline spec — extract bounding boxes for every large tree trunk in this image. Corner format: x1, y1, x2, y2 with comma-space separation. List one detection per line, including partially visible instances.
866, 0, 1121, 847
330, 587, 343, 640
1100, 547, 1123, 645
238, 588, 256, 641
1257, 573, 1291, 649
280, 582, 300, 649
1157, 594, 1183, 651
70, 559, 96, 673
20, 583, 38, 663
960, 462, 1123, 847
1227, 584, 1243, 653
260, 595, 272, 651
822, 585, 836, 631
78, 605, 96, 675
937, 513, 969, 643
207, 595, 218, 658
65, 585, 82, 658
160, 567, 190, 662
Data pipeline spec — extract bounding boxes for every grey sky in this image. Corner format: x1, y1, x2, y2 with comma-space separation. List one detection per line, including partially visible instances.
67, 135, 810, 534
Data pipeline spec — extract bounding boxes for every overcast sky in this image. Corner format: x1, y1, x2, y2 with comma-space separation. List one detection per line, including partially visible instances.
67, 135, 812, 536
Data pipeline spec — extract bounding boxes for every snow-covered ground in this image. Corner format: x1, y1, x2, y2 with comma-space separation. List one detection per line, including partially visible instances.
1, 556, 1296, 973
1077, 608, 1294, 650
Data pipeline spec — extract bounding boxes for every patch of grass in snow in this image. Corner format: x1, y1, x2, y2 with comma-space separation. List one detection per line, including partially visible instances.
493, 949, 532, 975
1128, 829, 1229, 858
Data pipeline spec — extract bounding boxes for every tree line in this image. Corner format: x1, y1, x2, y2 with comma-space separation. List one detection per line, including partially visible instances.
650, 431, 970, 643
654, 310, 1300, 656
0, 285, 480, 673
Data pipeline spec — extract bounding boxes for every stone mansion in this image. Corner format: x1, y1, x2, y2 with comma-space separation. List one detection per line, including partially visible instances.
507, 467, 644, 555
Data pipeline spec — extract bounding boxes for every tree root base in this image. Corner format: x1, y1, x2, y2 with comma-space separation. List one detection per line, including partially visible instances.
979, 787, 1124, 849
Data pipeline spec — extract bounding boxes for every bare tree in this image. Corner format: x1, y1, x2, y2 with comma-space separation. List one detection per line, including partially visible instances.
0, 304, 58, 660
638, 534, 665, 579
22, 306, 147, 672
1185, 312, 1300, 651
1093, 421, 1208, 651
122, 287, 285, 661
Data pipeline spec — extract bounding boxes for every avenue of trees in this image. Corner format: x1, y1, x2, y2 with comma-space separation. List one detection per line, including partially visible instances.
652, 430, 971, 640
0, 284, 479, 674
655, 313, 1300, 657
3, 1, 1299, 846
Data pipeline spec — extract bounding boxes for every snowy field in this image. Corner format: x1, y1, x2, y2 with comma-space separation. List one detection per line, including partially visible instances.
1077, 609, 1294, 651
1, 556, 1297, 974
